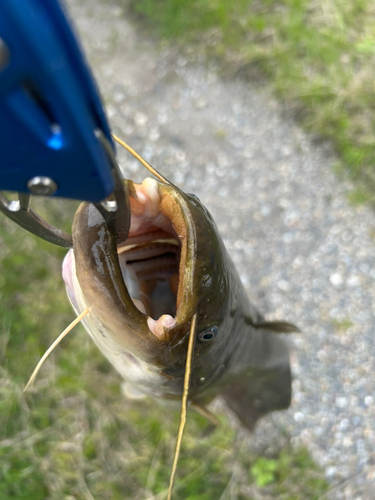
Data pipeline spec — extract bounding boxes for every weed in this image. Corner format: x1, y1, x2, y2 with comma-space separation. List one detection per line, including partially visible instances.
332, 317, 354, 331
251, 457, 278, 486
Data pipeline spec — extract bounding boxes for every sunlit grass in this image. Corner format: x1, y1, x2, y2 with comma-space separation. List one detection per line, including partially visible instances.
0, 204, 328, 499
129, 0, 375, 201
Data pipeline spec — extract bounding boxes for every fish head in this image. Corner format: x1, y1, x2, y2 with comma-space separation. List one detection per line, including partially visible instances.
63, 177, 242, 402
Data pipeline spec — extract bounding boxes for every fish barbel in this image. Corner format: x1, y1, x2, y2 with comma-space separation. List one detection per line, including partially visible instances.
62, 176, 298, 430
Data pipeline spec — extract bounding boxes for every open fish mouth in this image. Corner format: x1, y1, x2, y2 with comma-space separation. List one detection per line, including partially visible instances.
63, 177, 196, 351
117, 178, 183, 337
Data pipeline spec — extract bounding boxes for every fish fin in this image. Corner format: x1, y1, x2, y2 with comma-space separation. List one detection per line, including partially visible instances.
221, 363, 292, 431
121, 381, 147, 400
246, 316, 300, 333
190, 402, 221, 427
255, 320, 300, 333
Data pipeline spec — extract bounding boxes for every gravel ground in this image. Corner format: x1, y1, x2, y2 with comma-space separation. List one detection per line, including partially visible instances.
66, 0, 375, 497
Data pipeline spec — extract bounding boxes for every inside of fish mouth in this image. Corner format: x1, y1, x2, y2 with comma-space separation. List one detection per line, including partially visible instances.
116, 179, 185, 325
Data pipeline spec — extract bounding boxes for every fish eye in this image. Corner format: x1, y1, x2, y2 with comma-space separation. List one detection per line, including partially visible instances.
197, 325, 218, 343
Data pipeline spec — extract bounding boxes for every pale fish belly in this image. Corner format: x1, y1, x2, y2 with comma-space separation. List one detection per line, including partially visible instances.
62, 250, 167, 399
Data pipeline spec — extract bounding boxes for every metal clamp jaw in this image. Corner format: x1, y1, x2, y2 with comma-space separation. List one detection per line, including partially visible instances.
0, 131, 131, 247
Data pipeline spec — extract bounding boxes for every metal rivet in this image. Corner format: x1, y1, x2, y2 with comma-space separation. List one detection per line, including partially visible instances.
0, 38, 10, 70
27, 176, 58, 196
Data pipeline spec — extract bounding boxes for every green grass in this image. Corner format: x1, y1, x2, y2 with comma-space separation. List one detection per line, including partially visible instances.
128, 0, 375, 201
0, 202, 328, 499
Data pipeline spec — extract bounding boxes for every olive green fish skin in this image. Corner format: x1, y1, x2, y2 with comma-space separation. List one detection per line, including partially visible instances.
70, 180, 297, 428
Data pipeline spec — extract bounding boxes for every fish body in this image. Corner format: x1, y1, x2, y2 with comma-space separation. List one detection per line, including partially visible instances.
63, 177, 297, 429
